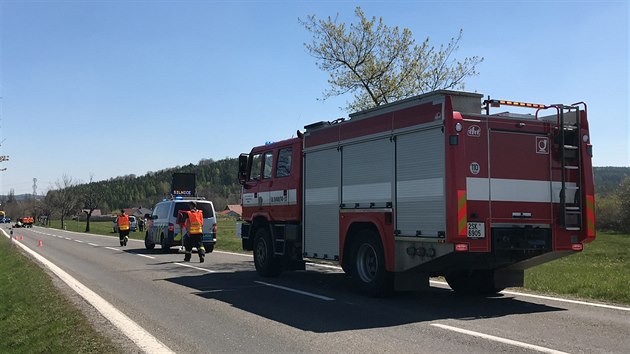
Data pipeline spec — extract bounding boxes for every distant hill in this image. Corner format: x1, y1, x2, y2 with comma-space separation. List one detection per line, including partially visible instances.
594, 166, 630, 196
0, 194, 45, 202
8, 161, 626, 214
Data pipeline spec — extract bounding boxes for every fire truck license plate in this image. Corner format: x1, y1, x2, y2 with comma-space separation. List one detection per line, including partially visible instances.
467, 222, 485, 239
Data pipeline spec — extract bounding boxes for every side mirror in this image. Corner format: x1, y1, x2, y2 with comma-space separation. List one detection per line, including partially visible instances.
238, 153, 249, 185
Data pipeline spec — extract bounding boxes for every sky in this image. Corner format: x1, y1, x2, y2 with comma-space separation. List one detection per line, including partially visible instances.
0, 0, 628, 195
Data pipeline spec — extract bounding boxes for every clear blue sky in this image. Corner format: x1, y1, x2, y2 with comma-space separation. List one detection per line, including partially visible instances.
1, 0, 628, 195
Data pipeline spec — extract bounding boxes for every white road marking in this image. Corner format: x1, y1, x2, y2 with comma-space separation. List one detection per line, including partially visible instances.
255, 281, 335, 301
137, 254, 155, 260
501, 290, 630, 312
105, 247, 121, 251
173, 262, 215, 273
87, 243, 99, 247
430, 323, 568, 354
1, 229, 175, 354
65, 237, 72, 240
74, 240, 84, 243
429, 280, 630, 312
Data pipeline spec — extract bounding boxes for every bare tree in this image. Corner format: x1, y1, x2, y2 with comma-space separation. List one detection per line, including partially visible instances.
50, 174, 80, 230
301, 7, 483, 112
81, 174, 103, 233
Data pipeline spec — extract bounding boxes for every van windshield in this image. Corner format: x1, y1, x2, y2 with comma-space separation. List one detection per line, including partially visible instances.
172, 202, 214, 218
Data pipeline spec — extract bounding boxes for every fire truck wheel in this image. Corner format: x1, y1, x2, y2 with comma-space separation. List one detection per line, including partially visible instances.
445, 270, 504, 295
144, 232, 155, 250
350, 229, 393, 297
253, 227, 282, 277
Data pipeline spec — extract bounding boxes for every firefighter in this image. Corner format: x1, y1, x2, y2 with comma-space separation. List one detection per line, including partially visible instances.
179, 201, 205, 263
117, 209, 130, 246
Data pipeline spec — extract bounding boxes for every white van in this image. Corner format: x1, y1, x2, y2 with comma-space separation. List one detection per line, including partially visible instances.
145, 198, 217, 252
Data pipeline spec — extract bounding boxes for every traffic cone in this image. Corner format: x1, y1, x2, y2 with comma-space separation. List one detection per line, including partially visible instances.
37, 240, 43, 247
20, 235, 24, 241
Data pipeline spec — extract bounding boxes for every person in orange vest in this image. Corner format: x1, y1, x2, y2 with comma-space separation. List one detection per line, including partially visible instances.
117, 209, 130, 247
179, 201, 205, 262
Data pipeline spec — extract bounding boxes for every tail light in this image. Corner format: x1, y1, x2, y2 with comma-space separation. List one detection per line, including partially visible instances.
168, 223, 174, 232
571, 243, 583, 251
455, 243, 469, 252
212, 223, 217, 234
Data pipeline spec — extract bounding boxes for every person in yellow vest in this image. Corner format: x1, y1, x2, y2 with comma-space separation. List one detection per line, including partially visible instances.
117, 209, 130, 247
179, 201, 205, 262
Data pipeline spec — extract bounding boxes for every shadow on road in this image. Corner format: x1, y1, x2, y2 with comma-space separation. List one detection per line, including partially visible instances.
163, 265, 565, 333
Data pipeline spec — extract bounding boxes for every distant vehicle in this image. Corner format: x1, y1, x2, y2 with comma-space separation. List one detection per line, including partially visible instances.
145, 197, 217, 253
113, 215, 137, 233
0, 217, 10, 223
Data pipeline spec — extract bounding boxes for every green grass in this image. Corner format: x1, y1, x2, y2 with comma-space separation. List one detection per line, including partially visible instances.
525, 232, 630, 304
0, 235, 121, 353
44, 220, 630, 304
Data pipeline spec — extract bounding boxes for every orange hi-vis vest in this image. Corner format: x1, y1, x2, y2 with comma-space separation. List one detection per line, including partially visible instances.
118, 214, 130, 231
186, 210, 204, 235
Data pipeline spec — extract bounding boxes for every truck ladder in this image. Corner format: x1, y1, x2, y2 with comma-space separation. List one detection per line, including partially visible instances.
557, 105, 583, 231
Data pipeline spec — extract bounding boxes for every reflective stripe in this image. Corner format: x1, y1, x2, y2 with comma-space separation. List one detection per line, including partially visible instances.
457, 190, 467, 236
586, 195, 595, 236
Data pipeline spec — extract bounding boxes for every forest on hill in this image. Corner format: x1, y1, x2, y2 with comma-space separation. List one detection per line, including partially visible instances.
2, 161, 630, 232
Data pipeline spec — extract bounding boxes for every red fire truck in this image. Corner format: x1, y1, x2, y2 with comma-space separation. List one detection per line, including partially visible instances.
237, 90, 595, 296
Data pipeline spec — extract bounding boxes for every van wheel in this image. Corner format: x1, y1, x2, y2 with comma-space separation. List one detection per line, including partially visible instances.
203, 243, 214, 253
160, 235, 170, 253
144, 232, 155, 250
350, 229, 393, 297
253, 227, 281, 277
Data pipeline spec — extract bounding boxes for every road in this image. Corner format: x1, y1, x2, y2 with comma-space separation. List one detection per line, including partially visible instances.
4, 225, 629, 354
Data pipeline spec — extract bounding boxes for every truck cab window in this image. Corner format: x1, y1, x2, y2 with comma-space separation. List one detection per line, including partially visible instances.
250, 153, 262, 181
263, 151, 273, 179
276, 147, 292, 177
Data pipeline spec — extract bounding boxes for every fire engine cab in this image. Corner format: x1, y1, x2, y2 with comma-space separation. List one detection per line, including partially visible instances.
237, 90, 595, 296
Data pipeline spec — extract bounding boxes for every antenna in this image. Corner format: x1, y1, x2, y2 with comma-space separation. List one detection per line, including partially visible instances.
33, 178, 38, 196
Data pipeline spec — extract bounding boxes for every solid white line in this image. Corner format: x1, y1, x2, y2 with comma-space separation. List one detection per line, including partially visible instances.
87, 243, 99, 247
430, 323, 568, 354
105, 247, 121, 252
215, 250, 252, 257
173, 262, 214, 273
255, 281, 335, 301
137, 254, 155, 260
1, 229, 174, 354
501, 290, 630, 312
429, 280, 630, 312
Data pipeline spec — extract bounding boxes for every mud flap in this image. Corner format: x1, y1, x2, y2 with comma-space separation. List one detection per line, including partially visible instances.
494, 269, 524, 288
394, 269, 430, 292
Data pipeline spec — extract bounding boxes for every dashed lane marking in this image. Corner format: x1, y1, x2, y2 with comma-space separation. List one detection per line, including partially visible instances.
173, 262, 214, 273
255, 281, 335, 301
430, 323, 568, 354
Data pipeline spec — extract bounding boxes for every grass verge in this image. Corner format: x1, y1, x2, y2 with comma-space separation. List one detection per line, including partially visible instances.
525, 232, 630, 305
0, 234, 121, 353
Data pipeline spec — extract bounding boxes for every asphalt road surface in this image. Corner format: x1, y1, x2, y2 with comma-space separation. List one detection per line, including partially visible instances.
5, 225, 630, 353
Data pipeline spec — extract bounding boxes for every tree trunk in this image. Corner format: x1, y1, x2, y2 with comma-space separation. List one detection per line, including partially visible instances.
85, 212, 92, 233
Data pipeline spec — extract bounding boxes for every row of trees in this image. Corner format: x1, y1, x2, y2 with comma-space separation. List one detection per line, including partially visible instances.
1, 158, 241, 232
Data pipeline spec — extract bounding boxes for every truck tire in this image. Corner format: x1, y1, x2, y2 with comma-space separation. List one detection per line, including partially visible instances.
253, 227, 281, 277
350, 229, 393, 297
144, 232, 155, 250
445, 270, 505, 295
